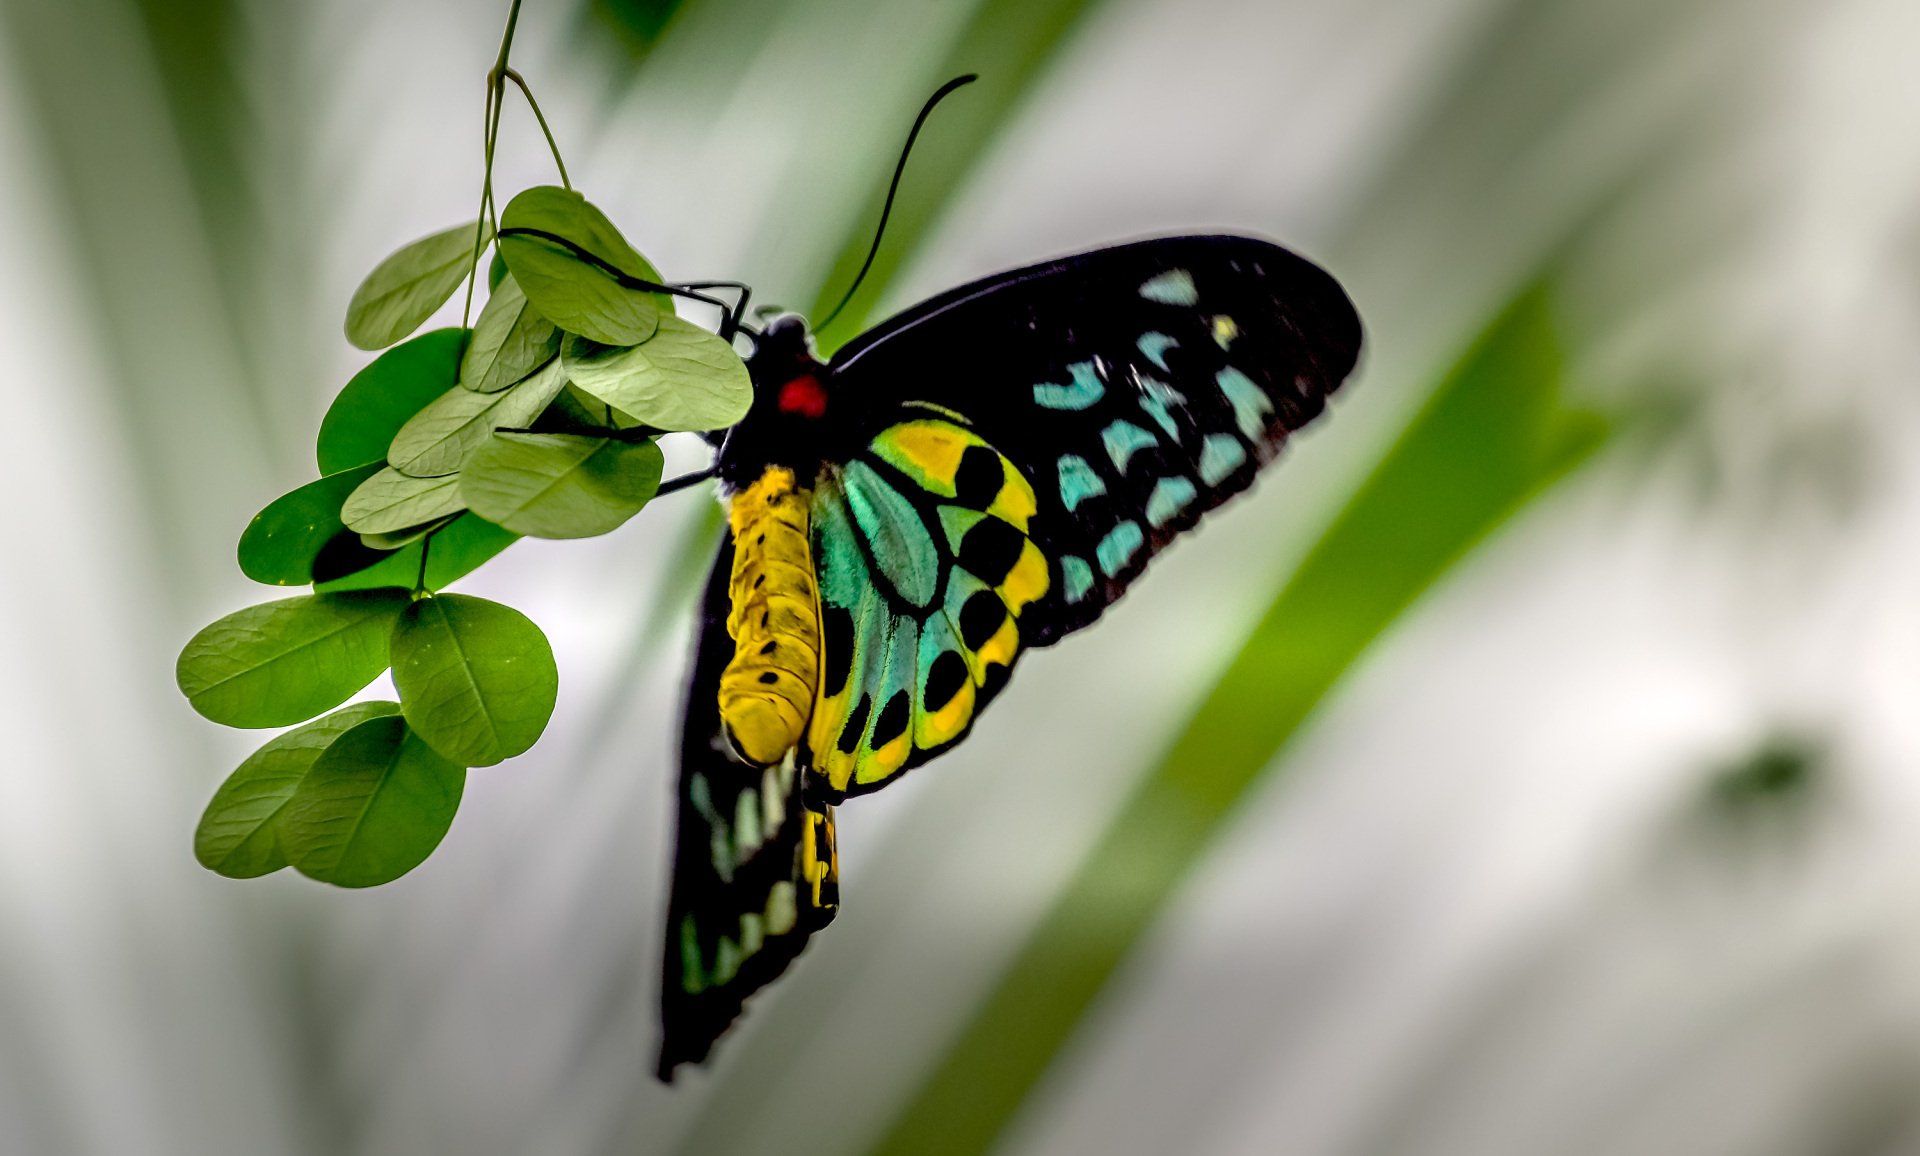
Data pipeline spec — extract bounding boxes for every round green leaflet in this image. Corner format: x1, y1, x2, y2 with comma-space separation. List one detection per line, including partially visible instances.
277, 715, 466, 888
340, 469, 466, 535
462, 273, 560, 393
387, 355, 568, 478
176, 591, 409, 728
194, 701, 402, 878
359, 512, 461, 552
497, 186, 667, 346
316, 514, 518, 594
561, 315, 751, 432
345, 220, 493, 351
238, 463, 384, 585
460, 432, 663, 539
390, 594, 558, 767
317, 329, 468, 474
551, 383, 645, 431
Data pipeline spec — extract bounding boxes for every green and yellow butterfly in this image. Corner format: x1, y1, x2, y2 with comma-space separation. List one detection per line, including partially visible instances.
658, 234, 1362, 1077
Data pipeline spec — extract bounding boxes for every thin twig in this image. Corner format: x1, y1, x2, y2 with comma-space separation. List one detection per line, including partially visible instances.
503, 68, 571, 190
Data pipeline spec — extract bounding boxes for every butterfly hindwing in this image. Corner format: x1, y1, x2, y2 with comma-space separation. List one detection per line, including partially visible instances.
828, 235, 1361, 644
805, 419, 1042, 798
658, 534, 839, 1079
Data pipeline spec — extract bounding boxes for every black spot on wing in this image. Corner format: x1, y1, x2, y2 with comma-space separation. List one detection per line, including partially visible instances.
979, 661, 1011, 704
838, 694, 871, 754
959, 591, 1007, 650
871, 692, 910, 748
954, 445, 1005, 508
924, 651, 969, 712
822, 606, 855, 698
957, 517, 1026, 585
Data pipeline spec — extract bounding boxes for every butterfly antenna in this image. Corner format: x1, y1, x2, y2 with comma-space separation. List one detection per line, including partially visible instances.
816, 73, 978, 333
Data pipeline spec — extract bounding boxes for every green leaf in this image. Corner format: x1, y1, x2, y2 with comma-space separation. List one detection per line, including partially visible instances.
461, 272, 560, 393
316, 514, 518, 594
317, 329, 467, 473
561, 315, 751, 431
487, 248, 508, 292
387, 355, 568, 477
497, 186, 667, 345
460, 432, 662, 539
548, 383, 644, 432
238, 463, 383, 585
390, 594, 558, 766
194, 701, 401, 878
345, 221, 492, 351
359, 513, 459, 551
177, 591, 409, 728
277, 715, 466, 888
340, 469, 465, 535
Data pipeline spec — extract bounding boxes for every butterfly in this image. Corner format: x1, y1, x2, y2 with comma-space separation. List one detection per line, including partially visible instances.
656, 231, 1362, 1078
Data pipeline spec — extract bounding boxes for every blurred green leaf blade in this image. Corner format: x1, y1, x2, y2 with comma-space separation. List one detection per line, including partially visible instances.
317, 328, 468, 473
460, 431, 662, 539
277, 714, 466, 887
238, 463, 383, 585
462, 273, 560, 393
345, 221, 492, 351
194, 700, 402, 878
561, 316, 750, 431
871, 285, 1610, 1156
177, 591, 409, 728
497, 185, 666, 345
388, 356, 568, 477
390, 594, 557, 767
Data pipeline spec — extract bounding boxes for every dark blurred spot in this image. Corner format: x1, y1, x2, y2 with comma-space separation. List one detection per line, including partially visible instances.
1704, 737, 1820, 812
579, 0, 686, 68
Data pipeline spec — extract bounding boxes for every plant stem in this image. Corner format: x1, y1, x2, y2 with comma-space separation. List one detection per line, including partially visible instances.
462, 0, 525, 327
413, 532, 434, 596
503, 69, 571, 190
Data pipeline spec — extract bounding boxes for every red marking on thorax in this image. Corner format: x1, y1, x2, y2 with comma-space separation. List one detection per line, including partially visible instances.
778, 375, 828, 419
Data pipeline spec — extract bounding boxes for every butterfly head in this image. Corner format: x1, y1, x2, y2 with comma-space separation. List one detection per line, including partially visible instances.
715, 313, 843, 487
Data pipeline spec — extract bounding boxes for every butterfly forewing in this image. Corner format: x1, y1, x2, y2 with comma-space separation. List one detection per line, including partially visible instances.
828, 235, 1361, 642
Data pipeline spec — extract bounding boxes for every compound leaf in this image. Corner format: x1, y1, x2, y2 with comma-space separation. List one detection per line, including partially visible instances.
317, 329, 468, 473
238, 463, 383, 585
460, 432, 662, 539
316, 514, 518, 594
561, 315, 750, 432
462, 273, 561, 393
390, 594, 558, 766
387, 355, 567, 478
194, 700, 401, 878
345, 221, 491, 351
278, 715, 466, 887
497, 186, 666, 345
177, 591, 408, 728
340, 469, 465, 535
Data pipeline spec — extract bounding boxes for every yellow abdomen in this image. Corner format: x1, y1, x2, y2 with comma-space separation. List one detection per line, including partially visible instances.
719, 467, 821, 765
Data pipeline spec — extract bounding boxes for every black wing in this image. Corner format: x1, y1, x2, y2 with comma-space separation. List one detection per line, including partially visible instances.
826, 234, 1361, 645
657, 534, 839, 1079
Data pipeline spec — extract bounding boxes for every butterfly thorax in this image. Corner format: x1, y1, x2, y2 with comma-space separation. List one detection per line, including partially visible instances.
715, 315, 854, 489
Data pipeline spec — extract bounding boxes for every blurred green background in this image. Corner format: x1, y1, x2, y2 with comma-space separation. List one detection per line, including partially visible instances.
6, 0, 1920, 1153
